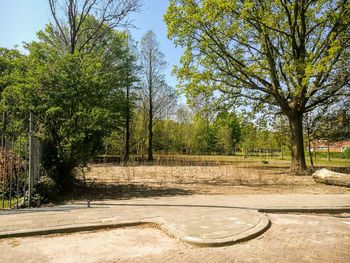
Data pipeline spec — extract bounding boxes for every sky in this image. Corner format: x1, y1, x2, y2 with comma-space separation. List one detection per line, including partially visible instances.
0, 0, 183, 90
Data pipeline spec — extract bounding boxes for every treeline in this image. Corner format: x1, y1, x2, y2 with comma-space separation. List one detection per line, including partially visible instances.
103, 108, 289, 157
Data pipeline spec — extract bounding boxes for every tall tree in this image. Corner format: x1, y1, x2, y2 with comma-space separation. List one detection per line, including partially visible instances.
140, 31, 176, 161
121, 34, 138, 162
124, 50, 132, 162
165, 0, 350, 173
48, 0, 142, 54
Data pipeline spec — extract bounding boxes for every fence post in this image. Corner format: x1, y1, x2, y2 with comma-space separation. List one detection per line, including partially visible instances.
1, 111, 7, 208
28, 113, 33, 207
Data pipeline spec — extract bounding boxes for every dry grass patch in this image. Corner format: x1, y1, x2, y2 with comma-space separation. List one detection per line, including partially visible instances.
75, 157, 349, 197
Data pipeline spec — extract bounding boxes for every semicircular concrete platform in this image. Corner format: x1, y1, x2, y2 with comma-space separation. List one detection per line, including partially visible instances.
0, 202, 270, 247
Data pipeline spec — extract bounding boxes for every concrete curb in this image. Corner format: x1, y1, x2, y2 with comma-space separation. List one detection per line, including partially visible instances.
178, 213, 271, 247
0, 221, 146, 239
258, 207, 350, 214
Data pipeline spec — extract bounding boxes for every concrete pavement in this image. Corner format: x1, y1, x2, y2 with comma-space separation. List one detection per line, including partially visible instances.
0, 194, 349, 247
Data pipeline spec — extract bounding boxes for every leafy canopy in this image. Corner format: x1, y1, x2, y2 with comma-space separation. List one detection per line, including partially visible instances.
165, 0, 350, 116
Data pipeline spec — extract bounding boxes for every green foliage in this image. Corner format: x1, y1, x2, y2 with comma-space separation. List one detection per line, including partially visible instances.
165, 0, 350, 171
138, 109, 243, 156
0, 19, 137, 191
35, 175, 57, 203
343, 148, 350, 159
0, 48, 27, 94
191, 114, 216, 154
165, 0, 349, 111
212, 111, 241, 154
240, 122, 258, 152
25, 40, 124, 188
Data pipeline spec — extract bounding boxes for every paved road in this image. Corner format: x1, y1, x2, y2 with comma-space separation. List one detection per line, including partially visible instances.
1, 213, 349, 262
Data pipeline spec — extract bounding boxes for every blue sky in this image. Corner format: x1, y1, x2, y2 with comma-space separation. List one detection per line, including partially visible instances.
0, 0, 183, 89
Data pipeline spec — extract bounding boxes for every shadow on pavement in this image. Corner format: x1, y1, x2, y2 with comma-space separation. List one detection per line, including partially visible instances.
0, 205, 101, 215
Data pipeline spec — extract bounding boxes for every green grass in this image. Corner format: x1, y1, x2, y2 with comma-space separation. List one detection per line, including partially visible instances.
97, 151, 349, 167
153, 153, 350, 172
0, 197, 23, 209
305, 154, 350, 167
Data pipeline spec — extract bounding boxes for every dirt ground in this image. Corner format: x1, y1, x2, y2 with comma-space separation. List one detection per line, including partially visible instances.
1, 213, 349, 263
69, 159, 349, 201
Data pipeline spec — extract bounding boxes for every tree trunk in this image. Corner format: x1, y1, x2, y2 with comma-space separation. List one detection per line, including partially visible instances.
123, 71, 130, 163
288, 113, 307, 173
148, 84, 154, 162
147, 47, 154, 162
148, 116, 153, 161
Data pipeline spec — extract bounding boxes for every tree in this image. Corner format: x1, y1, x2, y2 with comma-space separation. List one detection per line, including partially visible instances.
303, 111, 319, 168
213, 111, 241, 155
1, 21, 136, 190
240, 121, 258, 157
174, 106, 195, 153
317, 103, 350, 141
304, 100, 350, 163
0, 48, 27, 94
48, 0, 142, 54
121, 34, 139, 162
191, 113, 216, 154
139, 31, 177, 161
165, 0, 350, 173
273, 115, 290, 159
189, 92, 217, 153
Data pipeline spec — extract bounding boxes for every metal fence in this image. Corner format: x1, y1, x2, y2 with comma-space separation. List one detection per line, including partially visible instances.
0, 112, 41, 208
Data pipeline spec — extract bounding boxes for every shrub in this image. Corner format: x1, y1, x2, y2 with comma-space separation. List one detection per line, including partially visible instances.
342, 148, 350, 159
35, 175, 57, 203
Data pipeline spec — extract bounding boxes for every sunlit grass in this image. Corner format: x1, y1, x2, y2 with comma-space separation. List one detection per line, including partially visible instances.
0, 197, 23, 209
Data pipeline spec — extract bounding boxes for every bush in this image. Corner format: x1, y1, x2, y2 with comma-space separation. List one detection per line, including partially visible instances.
343, 148, 350, 159
35, 175, 57, 203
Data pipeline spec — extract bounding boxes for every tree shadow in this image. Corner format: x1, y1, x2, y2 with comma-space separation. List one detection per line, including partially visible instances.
67, 181, 194, 201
